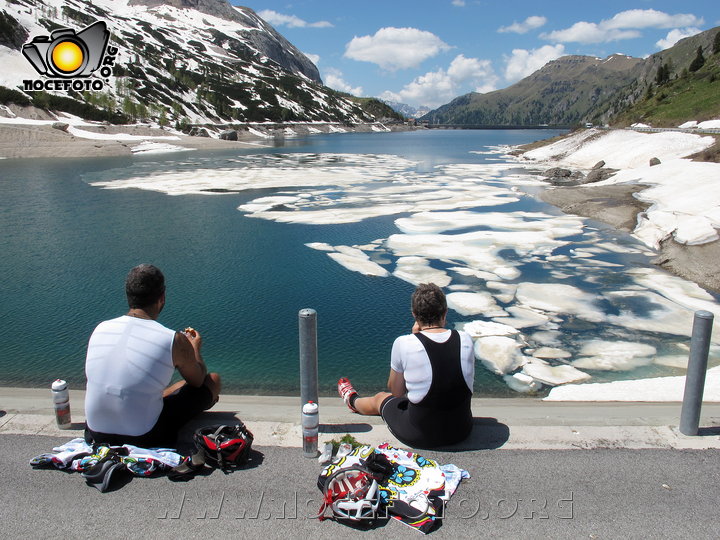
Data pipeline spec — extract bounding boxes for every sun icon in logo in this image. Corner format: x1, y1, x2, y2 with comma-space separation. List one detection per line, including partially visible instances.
51, 40, 85, 74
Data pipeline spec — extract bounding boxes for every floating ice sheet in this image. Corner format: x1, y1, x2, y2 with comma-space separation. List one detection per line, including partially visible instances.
393, 257, 451, 287
493, 306, 552, 329
503, 372, 542, 393
516, 283, 606, 323
532, 347, 572, 359
447, 292, 506, 317
522, 359, 591, 386
474, 336, 527, 375
327, 251, 389, 277
455, 320, 520, 339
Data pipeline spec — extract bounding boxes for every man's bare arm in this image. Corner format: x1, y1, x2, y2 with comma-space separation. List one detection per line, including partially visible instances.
172, 328, 207, 387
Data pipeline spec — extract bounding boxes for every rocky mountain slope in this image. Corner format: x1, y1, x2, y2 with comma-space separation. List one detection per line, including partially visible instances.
422, 54, 643, 126
0, 0, 389, 126
422, 26, 720, 127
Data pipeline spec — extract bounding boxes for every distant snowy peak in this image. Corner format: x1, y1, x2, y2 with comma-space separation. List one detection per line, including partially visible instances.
383, 100, 430, 119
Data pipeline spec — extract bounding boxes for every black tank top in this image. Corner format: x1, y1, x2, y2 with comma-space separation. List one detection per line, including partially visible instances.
408, 330, 473, 446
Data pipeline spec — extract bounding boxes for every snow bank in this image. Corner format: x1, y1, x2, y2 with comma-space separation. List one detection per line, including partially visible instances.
523, 129, 714, 169
131, 141, 188, 154
698, 119, 720, 129
544, 366, 720, 401
521, 129, 720, 249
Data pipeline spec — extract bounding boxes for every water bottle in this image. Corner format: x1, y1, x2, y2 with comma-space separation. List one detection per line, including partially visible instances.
51, 379, 71, 429
301, 400, 319, 457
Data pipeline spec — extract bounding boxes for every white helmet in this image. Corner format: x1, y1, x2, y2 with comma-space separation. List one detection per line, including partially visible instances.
318, 466, 381, 522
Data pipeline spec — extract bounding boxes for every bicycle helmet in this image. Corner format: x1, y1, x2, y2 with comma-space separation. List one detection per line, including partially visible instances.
193, 423, 253, 470
317, 466, 381, 521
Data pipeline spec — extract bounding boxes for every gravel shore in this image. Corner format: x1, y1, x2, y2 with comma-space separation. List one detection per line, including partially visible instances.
0, 122, 268, 159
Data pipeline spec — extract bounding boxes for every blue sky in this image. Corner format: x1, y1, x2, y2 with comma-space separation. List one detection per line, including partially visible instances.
235, 1, 718, 109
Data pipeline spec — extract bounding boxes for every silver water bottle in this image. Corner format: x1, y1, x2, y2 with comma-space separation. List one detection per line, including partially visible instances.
301, 401, 319, 457
51, 379, 71, 429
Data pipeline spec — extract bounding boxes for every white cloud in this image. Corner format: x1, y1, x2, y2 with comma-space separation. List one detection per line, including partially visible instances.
498, 16, 547, 34
381, 54, 498, 108
542, 9, 704, 44
304, 52, 320, 65
324, 68, 363, 96
656, 27, 703, 50
542, 22, 640, 44
603, 9, 703, 30
344, 27, 452, 71
452, 0, 466, 6
258, 9, 333, 29
504, 44, 565, 82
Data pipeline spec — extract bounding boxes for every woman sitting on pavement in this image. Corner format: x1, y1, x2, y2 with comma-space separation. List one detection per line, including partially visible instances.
338, 283, 474, 448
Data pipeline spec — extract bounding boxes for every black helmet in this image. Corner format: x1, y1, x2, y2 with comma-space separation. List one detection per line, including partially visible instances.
193, 423, 253, 469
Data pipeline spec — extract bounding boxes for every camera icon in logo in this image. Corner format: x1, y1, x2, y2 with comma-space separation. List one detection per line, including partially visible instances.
22, 21, 110, 78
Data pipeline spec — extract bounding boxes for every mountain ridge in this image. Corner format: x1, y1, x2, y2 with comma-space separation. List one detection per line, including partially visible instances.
421, 26, 720, 127
0, 0, 394, 127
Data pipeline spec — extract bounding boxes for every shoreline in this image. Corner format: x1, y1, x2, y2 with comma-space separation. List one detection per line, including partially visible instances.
0, 117, 414, 160
517, 128, 720, 294
539, 183, 720, 293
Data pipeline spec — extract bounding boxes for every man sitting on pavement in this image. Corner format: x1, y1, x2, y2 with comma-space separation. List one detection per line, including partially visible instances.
84, 264, 221, 448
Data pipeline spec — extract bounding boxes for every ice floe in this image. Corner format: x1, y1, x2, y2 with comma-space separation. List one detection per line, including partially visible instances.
447, 292, 506, 317
515, 283, 606, 323
653, 356, 689, 369
455, 320, 519, 339
393, 257, 451, 287
327, 251, 389, 277
493, 306, 551, 329
532, 347, 572, 359
521, 359, 591, 386
572, 340, 656, 371
503, 372, 542, 393
474, 336, 527, 375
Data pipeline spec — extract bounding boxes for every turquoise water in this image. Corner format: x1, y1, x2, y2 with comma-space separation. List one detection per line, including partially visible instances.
1, 129, 714, 397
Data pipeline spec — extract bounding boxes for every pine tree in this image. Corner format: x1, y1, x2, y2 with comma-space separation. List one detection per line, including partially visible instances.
713, 32, 720, 55
655, 63, 671, 85
689, 46, 705, 72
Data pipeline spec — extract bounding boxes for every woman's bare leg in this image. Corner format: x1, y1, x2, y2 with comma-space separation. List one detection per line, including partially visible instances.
351, 391, 392, 416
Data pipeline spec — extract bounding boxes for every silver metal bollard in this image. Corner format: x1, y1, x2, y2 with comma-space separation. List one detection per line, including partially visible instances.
679, 310, 714, 436
299, 308, 319, 408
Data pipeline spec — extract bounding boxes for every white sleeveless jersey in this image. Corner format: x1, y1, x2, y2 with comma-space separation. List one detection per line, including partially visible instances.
85, 315, 176, 436
390, 329, 474, 403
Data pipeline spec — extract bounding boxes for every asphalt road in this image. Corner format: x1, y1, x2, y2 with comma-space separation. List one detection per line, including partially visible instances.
2, 434, 719, 539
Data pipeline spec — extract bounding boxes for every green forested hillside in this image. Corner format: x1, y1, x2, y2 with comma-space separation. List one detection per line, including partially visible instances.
612, 33, 720, 127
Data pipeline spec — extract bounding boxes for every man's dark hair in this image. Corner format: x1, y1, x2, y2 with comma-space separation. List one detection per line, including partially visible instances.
411, 283, 447, 326
125, 264, 165, 309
